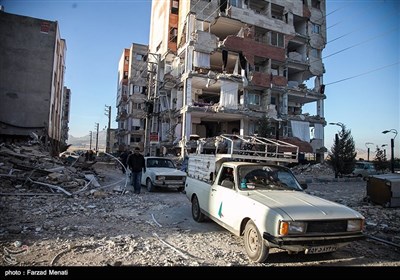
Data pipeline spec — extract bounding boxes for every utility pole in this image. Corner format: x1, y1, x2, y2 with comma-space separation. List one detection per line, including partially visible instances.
89, 131, 92, 150
95, 122, 99, 153
145, 53, 161, 156
105, 105, 111, 153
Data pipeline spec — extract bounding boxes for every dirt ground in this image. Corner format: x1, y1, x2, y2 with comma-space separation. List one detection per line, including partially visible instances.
1, 162, 399, 273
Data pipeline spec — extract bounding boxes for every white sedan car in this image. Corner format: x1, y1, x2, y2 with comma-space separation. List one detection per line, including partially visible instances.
141, 157, 187, 192
59, 151, 79, 160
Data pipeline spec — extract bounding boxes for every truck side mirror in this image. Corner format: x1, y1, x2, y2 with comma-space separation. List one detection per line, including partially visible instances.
300, 183, 308, 190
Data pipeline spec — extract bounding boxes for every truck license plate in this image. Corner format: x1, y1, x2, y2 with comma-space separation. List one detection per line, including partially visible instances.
306, 245, 337, 254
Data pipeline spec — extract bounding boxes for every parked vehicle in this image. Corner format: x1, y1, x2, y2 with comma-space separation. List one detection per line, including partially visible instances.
141, 157, 187, 192
184, 134, 365, 263
59, 151, 79, 160
352, 161, 378, 178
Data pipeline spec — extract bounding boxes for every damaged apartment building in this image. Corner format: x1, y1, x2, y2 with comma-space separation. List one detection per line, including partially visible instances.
118, 0, 327, 160
0, 10, 70, 155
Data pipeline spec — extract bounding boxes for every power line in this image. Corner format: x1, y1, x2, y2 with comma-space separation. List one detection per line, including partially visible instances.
325, 61, 399, 86
327, 8, 399, 43
322, 26, 398, 60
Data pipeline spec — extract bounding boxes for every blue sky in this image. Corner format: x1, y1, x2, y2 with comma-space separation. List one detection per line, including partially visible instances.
1, 0, 399, 157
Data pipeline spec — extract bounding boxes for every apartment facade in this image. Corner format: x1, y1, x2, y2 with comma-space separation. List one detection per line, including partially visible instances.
147, 0, 327, 159
116, 43, 149, 152
0, 11, 68, 154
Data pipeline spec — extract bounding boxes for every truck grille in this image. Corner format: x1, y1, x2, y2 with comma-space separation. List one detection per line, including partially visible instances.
306, 220, 347, 233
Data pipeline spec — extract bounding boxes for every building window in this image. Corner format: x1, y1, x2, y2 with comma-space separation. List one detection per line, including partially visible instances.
270, 32, 284, 48
312, 23, 321, 34
271, 4, 284, 21
130, 136, 142, 143
171, 0, 179, 14
311, 0, 321, 9
170, 28, 178, 43
310, 48, 321, 59
248, 93, 260, 106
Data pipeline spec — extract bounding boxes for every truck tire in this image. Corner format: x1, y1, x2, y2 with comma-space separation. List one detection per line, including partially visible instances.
192, 195, 205, 222
243, 220, 269, 263
146, 178, 154, 192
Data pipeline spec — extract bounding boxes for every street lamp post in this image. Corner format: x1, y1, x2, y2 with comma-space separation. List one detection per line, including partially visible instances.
365, 142, 374, 162
329, 122, 345, 178
382, 129, 398, 173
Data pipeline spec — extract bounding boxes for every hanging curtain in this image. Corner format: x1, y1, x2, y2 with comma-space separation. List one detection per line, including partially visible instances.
193, 51, 210, 68
291, 120, 310, 142
219, 80, 238, 109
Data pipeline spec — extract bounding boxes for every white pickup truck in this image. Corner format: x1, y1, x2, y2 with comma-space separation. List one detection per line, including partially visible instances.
184, 135, 365, 263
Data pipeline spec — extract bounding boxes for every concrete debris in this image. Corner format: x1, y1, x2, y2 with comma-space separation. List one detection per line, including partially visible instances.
0, 142, 123, 197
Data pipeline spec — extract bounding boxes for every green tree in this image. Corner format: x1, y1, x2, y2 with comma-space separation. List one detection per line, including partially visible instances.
328, 124, 357, 176
374, 146, 389, 173
257, 115, 274, 138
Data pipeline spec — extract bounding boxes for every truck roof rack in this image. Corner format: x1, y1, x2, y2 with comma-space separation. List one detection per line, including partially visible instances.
199, 134, 299, 164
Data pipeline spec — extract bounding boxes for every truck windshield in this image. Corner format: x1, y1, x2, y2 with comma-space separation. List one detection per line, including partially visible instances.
238, 166, 303, 191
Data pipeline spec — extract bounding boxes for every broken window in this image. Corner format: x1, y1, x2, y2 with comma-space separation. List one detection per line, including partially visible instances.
270, 32, 284, 48
271, 3, 284, 21
170, 28, 178, 43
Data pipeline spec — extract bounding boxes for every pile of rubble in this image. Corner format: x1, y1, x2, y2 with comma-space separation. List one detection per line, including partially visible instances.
0, 143, 115, 197
290, 162, 335, 177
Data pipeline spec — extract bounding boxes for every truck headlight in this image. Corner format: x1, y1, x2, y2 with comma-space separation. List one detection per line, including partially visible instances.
156, 176, 165, 180
347, 219, 364, 232
279, 221, 307, 235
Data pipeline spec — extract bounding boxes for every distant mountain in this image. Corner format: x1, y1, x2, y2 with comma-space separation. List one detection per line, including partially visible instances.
67, 131, 107, 149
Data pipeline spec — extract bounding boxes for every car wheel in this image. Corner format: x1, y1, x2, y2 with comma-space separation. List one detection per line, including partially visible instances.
191, 195, 205, 222
146, 178, 154, 192
243, 220, 269, 263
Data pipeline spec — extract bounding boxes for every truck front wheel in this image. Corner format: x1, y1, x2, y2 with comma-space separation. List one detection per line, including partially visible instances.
192, 195, 205, 222
243, 220, 269, 263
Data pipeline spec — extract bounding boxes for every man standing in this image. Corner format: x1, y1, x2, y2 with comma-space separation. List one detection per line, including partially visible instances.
127, 147, 146, 194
